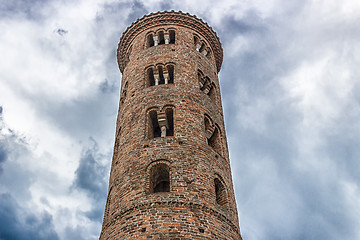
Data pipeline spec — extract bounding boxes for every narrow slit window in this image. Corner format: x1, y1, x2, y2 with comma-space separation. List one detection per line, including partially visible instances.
150, 164, 170, 193
158, 31, 165, 45
149, 110, 161, 139
147, 68, 155, 86
147, 34, 154, 47
165, 108, 174, 136
167, 65, 174, 84
169, 30, 175, 44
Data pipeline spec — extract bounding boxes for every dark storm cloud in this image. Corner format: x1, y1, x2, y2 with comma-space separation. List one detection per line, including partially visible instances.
0, 193, 59, 240
73, 141, 107, 200
72, 139, 109, 223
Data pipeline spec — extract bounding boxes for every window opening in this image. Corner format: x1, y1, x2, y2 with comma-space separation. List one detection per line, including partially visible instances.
147, 34, 154, 47
150, 164, 170, 193
158, 66, 165, 85
158, 31, 165, 45
167, 65, 174, 84
165, 108, 174, 136
199, 42, 205, 53
198, 70, 205, 89
208, 126, 222, 154
169, 30, 175, 44
205, 47, 211, 57
147, 68, 155, 86
203, 77, 211, 93
214, 178, 227, 206
208, 83, 216, 102
149, 110, 161, 138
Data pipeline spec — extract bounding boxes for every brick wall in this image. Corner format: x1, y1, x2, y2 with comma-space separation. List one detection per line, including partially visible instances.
100, 11, 242, 240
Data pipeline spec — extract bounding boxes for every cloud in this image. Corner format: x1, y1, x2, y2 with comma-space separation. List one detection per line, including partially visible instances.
0, 193, 59, 240
71, 138, 110, 224
220, 1, 360, 239
73, 139, 108, 201
1, 0, 360, 240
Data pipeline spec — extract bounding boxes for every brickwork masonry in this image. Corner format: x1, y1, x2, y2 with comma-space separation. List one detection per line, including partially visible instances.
100, 11, 242, 240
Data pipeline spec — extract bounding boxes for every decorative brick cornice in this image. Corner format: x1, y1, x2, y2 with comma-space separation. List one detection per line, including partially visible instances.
117, 11, 223, 73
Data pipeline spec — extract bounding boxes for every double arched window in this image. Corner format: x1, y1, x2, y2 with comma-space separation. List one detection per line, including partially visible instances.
204, 114, 222, 154
146, 64, 175, 87
194, 35, 212, 59
146, 29, 176, 48
147, 106, 175, 139
197, 69, 216, 103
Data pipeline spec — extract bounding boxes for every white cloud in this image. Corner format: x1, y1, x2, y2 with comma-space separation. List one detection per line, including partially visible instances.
1, 0, 360, 239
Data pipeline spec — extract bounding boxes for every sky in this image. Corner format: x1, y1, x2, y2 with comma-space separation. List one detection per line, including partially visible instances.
0, 0, 360, 239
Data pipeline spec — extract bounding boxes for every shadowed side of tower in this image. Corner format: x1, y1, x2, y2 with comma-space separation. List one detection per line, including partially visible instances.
100, 11, 242, 239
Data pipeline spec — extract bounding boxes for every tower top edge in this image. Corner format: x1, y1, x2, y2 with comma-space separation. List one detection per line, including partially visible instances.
117, 10, 223, 73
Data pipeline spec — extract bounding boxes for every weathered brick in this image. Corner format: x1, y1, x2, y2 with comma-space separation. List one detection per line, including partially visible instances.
99, 11, 242, 240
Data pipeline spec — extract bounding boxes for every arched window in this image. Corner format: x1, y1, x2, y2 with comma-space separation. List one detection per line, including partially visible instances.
146, 63, 175, 87
147, 34, 154, 47
205, 47, 211, 57
203, 76, 211, 92
208, 83, 216, 102
199, 41, 206, 53
158, 31, 165, 45
150, 163, 170, 193
208, 125, 222, 154
214, 177, 228, 206
169, 30, 175, 44
167, 65, 174, 84
197, 70, 216, 103
147, 67, 155, 86
204, 115, 212, 134
198, 70, 204, 88
158, 66, 165, 85
165, 108, 174, 136
204, 115, 222, 154
194, 35, 201, 51
148, 110, 161, 139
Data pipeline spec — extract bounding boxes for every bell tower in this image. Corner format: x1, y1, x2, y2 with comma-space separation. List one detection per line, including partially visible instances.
100, 11, 242, 239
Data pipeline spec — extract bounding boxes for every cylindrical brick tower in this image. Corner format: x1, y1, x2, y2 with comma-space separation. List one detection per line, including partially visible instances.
100, 11, 242, 239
